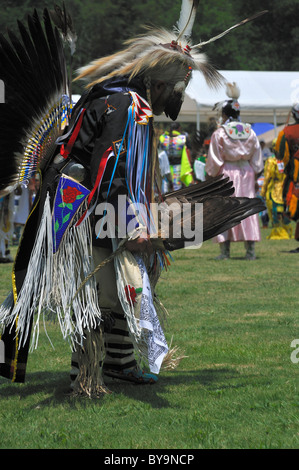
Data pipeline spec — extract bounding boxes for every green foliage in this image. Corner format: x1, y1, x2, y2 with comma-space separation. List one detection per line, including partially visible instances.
191, 0, 299, 71
0, 0, 298, 82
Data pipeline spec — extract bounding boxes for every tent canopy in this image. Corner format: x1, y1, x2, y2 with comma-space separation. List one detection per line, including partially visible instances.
155, 70, 299, 127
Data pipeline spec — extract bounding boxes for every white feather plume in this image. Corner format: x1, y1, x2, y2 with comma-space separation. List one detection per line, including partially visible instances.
176, 0, 199, 41
226, 82, 240, 100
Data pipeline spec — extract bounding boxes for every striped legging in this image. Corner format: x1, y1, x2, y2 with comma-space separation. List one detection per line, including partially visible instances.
70, 312, 137, 386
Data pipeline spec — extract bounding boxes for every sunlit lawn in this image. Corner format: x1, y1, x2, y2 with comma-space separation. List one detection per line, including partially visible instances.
0, 224, 298, 449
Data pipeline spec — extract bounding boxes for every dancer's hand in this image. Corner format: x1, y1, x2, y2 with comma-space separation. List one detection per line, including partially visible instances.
125, 233, 153, 255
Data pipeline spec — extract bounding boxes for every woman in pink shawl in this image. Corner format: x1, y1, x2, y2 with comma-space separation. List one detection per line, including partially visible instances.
205, 84, 263, 260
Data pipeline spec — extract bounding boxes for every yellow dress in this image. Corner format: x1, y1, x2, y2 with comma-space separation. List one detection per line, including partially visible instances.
260, 156, 292, 239
261, 157, 275, 224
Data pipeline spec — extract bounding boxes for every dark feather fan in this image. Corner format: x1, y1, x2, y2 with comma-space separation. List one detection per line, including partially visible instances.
152, 176, 265, 251
0, 8, 71, 195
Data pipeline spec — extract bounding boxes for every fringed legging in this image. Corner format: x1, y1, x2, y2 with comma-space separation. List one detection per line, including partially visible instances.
70, 312, 137, 386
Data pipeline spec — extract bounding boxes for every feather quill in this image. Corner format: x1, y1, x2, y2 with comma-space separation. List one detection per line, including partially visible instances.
176, 0, 199, 41
191, 10, 268, 48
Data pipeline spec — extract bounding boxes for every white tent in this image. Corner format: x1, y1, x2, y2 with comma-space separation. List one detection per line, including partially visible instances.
155, 70, 299, 131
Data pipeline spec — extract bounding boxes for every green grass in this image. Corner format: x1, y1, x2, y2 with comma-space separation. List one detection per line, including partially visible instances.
0, 225, 299, 449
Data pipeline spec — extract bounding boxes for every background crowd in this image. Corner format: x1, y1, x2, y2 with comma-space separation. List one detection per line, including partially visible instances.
156, 99, 299, 258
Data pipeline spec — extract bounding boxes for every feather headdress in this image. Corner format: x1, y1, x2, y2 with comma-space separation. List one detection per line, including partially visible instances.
76, 27, 222, 90
76, 3, 267, 92
213, 81, 241, 116
76, 1, 220, 90
226, 82, 240, 100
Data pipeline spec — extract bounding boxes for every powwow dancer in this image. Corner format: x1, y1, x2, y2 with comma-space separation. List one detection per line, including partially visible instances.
275, 103, 299, 252
159, 123, 194, 190
0, 2, 266, 397
206, 82, 264, 260
260, 139, 292, 240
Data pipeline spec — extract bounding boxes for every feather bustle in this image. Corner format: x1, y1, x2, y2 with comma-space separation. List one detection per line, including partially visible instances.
0, 8, 70, 192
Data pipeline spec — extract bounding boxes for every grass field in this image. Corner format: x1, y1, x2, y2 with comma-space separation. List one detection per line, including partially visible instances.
0, 224, 298, 450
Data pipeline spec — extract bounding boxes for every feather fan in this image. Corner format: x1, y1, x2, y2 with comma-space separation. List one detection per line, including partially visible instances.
151, 176, 265, 251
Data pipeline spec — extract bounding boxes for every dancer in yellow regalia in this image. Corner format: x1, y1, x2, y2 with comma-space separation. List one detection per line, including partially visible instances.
261, 139, 292, 239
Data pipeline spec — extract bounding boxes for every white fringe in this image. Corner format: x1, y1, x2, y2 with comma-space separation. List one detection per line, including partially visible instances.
112, 241, 148, 365
0, 193, 102, 351
0, 290, 14, 337
112, 240, 168, 373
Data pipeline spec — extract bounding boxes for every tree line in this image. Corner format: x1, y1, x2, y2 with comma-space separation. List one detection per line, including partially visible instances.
1, 0, 298, 95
